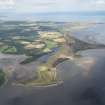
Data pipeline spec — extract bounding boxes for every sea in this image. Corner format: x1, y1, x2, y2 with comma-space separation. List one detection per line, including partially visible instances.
1, 11, 105, 22
71, 23, 105, 45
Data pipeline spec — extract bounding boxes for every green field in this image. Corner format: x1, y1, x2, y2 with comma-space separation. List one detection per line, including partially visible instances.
45, 40, 58, 49
0, 45, 17, 54
0, 70, 5, 86
17, 65, 57, 86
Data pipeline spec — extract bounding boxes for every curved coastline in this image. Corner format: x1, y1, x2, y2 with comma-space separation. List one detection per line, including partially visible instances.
11, 80, 63, 88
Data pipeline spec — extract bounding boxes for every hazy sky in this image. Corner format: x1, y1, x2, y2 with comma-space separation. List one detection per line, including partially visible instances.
0, 0, 105, 13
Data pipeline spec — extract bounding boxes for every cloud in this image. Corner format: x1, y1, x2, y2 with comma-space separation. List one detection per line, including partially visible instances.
90, 0, 105, 10
95, 0, 105, 5
0, 0, 15, 9
16, 0, 57, 6
0, 0, 105, 13
30, 2, 56, 7
0, 0, 15, 5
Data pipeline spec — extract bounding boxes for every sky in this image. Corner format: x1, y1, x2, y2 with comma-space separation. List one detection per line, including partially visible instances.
0, 0, 105, 13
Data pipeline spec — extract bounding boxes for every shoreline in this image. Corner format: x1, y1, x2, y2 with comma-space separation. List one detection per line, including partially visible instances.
11, 80, 63, 88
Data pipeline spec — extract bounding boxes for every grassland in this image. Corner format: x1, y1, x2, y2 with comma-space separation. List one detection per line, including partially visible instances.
0, 70, 5, 86
44, 39, 58, 49
16, 65, 57, 86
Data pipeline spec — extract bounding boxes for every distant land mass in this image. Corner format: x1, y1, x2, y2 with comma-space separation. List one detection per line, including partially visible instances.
0, 11, 105, 22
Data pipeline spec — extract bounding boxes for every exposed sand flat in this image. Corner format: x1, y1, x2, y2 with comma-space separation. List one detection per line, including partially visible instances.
33, 39, 42, 42
12, 80, 63, 88
53, 37, 66, 43
38, 31, 62, 39
20, 41, 31, 45
25, 43, 45, 49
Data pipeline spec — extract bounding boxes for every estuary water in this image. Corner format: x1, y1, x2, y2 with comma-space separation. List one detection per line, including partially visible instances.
72, 23, 105, 45
0, 48, 105, 105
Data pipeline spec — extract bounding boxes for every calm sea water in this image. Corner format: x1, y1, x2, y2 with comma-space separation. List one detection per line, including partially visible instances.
1, 49, 105, 105
71, 23, 105, 44
2, 12, 105, 22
